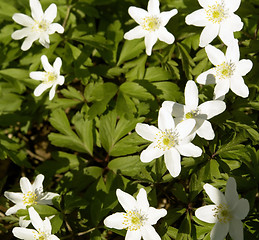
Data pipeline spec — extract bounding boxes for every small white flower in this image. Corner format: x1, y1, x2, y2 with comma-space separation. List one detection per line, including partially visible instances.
197, 40, 253, 99
162, 80, 226, 140
185, 0, 243, 47
124, 0, 178, 55
13, 207, 60, 240
135, 107, 202, 177
30, 55, 65, 100
195, 177, 249, 240
4, 174, 59, 216
12, 0, 64, 51
104, 188, 167, 240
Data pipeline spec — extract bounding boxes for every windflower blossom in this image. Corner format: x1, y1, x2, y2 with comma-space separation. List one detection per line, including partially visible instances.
135, 107, 202, 177
195, 177, 249, 240
30, 55, 65, 100
104, 188, 167, 240
12, 0, 64, 51
162, 80, 226, 140
196, 40, 253, 99
124, 0, 178, 55
13, 207, 60, 240
4, 174, 59, 216
185, 0, 243, 47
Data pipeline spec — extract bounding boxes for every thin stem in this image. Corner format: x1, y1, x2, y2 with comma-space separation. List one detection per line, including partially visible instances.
62, 4, 73, 29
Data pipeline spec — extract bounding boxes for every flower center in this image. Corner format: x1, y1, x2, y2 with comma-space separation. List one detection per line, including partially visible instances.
155, 129, 179, 151
23, 191, 38, 206
33, 20, 49, 32
216, 62, 235, 80
206, 3, 228, 23
213, 204, 231, 223
185, 109, 199, 119
123, 210, 147, 231
141, 16, 160, 31
34, 231, 48, 240
45, 72, 57, 83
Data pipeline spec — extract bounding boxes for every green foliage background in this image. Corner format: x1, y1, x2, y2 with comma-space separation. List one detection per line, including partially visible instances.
0, 0, 258, 239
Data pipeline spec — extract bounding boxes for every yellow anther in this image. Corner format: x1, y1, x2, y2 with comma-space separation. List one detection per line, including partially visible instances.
142, 16, 160, 31
213, 204, 232, 223
206, 3, 227, 23
216, 62, 235, 80
122, 210, 147, 231
45, 72, 57, 83
23, 191, 38, 206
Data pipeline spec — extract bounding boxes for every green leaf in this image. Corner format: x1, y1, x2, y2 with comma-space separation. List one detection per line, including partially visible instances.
120, 82, 154, 100
144, 67, 172, 82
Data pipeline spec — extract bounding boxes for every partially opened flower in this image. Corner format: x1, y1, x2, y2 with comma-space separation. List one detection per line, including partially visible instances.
195, 177, 249, 240
4, 174, 59, 216
162, 80, 226, 140
13, 207, 59, 240
104, 188, 167, 240
30, 55, 65, 100
124, 0, 178, 55
12, 0, 64, 51
185, 0, 243, 47
196, 40, 253, 99
135, 107, 202, 177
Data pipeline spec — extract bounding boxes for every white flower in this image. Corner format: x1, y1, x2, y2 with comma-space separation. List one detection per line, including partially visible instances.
196, 40, 253, 99
13, 207, 60, 240
4, 174, 59, 216
104, 188, 167, 240
30, 55, 65, 100
185, 0, 243, 47
12, 0, 64, 51
195, 177, 249, 240
162, 80, 226, 140
135, 107, 202, 177
124, 0, 178, 55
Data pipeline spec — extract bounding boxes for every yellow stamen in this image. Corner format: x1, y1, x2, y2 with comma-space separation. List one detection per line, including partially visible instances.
216, 62, 235, 80
213, 204, 231, 223
206, 3, 227, 24
122, 210, 147, 231
23, 191, 38, 206
141, 16, 160, 31
155, 129, 178, 151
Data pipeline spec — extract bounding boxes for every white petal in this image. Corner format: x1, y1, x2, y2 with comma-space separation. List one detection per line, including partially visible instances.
185, 9, 208, 26
44, 3, 57, 23
38, 192, 59, 205
198, 0, 215, 8
30, 0, 43, 22
185, 80, 198, 109
225, 0, 241, 12
30, 71, 46, 81
126, 229, 142, 240
230, 75, 249, 98
219, 20, 240, 46
12, 13, 34, 27
12, 227, 37, 239
147, 0, 160, 15
195, 205, 217, 223
229, 218, 244, 240
157, 27, 175, 44
20, 177, 33, 194
48, 235, 60, 240
164, 148, 181, 177
53, 57, 62, 73
176, 119, 196, 139
176, 143, 202, 157
198, 100, 226, 119
116, 189, 136, 212
210, 221, 229, 240
235, 59, 253, 76
232, 198, 250, 220
19, 216, 31, 228
158, 106, 175, 131
49, 84, 57, 100
196, 120, 215, 140
205, 45, 225, 66
128, 6, 148, 25
32, 174, 44, 191
6, 205, 25, 216
12, 28, 31, 40
214, 80, 230, 99
203, 184, 226, 205
29, 207, 44, 232
168, 102, 185, 118
141, 225, 161, 240
41, 55, 54, 72
104, 212, 125, 229
34, 83, 52, 97
225, 177, 239, 209
140, 142, 165, 163
144, 32, 158, 56
21, 35, 39, 51
199, 23, 219, 47
196, 68, 216, 85
4, 192, 23, 204
136, 189, 149, 212
57, 76, 65, 85
48, 23, 64, 34
227, 14, 244, 32
124, 26, 146, 40
160, 9, 178, 26
146, 207, 167, 225
135, 123, 159, 142
39, 33, 50, 48
226, 39, 239, 63
43, 218, 52, 234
